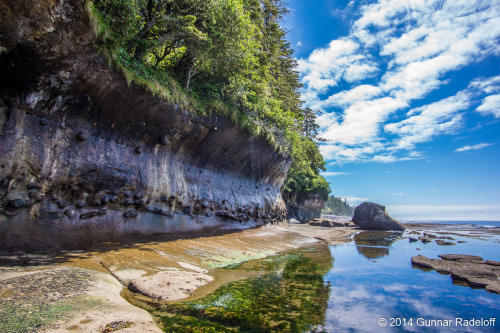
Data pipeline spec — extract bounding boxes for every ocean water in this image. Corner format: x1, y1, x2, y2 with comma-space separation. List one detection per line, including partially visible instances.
402, 220, 500, 228
321, 229, 500, 332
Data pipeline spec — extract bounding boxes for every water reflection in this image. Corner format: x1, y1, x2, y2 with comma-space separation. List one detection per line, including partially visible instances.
354, 231, 402, 259
323, 232, 500, 332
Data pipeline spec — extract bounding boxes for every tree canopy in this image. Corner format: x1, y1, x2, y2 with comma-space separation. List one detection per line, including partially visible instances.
322, 196, 355, 216
88, 0, 331, 199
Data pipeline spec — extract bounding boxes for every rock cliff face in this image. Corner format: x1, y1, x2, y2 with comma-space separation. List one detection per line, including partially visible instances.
0, 0, 291, 250
284, 192, 326, 223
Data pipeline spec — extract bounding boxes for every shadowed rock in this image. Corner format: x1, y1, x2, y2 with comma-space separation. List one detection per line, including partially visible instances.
309, 219, 347, 227
436, 240, 455, 246
0, 0, 292, 250
412, 254, 500, 295
438, 254, 483, 262
216, 211, 238, 221
352, 202, 405, 231
0, 253, 53, 266
76, 131, 88, 142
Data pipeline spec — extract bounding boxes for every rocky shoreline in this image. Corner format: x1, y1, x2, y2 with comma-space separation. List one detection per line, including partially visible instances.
1, 221, 498, 332
412, 254, 500, 294
0, 224, 356, 332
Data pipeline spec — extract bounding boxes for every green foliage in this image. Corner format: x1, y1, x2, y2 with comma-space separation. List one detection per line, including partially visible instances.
86, 0, 331, 197
283, 136, 330, 200
322, 196, 355, 216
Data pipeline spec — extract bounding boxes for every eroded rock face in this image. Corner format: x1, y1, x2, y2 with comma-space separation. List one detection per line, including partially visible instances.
284, 192, 326, 223
352, 202, 405, 231
0, 0, 291, 250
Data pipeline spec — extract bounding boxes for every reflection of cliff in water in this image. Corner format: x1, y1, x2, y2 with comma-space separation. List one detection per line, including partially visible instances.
354, 231, 403, 259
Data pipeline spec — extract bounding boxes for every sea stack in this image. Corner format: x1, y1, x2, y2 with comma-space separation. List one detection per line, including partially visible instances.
352, 202, 405, 231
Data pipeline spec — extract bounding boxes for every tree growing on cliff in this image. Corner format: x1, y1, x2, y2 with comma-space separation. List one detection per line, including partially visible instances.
89, 0, 331, 199
322, 196, 355, 216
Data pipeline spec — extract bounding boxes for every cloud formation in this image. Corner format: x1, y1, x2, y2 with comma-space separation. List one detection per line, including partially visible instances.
321, 171, 351, 176
455, 143, 493, 153
298, 0, 500, 163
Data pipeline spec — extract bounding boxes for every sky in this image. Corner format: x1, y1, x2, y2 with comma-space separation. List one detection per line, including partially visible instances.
283, 0, 500, 221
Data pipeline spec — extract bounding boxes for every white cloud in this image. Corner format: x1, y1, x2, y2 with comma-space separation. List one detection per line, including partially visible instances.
319, 97, 408, 145
296, 41, 303, 47
469, 75, 500, 94
321, 171, 351, 176
297, 0, 500, 164
344, 63, 379, 82
385, 92, 469, 150
476, 94, 500, 118
455, 142, 493, 153
320, 85, 382, 107
298, 39, 361, 92
371, 154, 420, 163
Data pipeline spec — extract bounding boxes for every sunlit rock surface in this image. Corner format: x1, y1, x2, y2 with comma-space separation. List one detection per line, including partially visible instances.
352, 202, 405, 231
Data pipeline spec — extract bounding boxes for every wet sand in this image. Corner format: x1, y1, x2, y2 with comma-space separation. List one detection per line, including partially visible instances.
3, 222, 497, 331
288, 223, 358, 245
0, 223, 357, 332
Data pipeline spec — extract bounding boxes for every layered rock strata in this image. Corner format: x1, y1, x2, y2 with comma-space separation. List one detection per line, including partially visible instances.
411, 254, 500, 295
0, 0, 291, 250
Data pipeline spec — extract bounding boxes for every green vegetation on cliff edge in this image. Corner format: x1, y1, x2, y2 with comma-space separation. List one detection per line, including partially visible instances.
322, 196, 355, 216
85, 0, 330, 199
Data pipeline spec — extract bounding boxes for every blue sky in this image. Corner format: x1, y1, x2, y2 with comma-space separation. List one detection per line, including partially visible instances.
283, 0, 500, 220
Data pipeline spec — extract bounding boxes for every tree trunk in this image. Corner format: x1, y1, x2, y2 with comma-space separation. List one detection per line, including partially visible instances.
185, 60, 198, 90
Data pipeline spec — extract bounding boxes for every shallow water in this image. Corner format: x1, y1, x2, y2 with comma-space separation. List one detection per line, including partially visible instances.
322, 230, 500, 332
149, 228, 500, 332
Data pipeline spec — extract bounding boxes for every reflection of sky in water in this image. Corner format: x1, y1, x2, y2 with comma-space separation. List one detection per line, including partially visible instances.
322, 231, 500, 332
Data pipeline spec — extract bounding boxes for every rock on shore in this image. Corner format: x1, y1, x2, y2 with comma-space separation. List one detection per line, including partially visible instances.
352, 202, 405, 231
411, 254, 500, 295
309, 219, 350, 227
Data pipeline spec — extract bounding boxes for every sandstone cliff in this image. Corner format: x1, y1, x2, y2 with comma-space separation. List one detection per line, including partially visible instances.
0, 0, 293, 250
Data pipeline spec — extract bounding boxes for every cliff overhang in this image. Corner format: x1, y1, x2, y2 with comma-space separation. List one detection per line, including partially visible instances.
0, 0, 291, 250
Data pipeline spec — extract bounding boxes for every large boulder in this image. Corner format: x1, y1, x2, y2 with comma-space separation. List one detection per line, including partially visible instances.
352, 202, 405, 231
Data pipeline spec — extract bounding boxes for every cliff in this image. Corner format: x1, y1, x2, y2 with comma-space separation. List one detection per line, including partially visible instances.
284, 192, 326, 223
0, 0, 292, 250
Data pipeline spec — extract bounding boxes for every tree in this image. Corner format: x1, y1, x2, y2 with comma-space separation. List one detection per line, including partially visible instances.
90, 0, 331, 199
322, 196, 354, 216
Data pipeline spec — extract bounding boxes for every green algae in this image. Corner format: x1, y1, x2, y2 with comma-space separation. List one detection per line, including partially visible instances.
151, 253, 329, 332
0, 296, 102, 333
